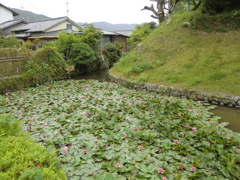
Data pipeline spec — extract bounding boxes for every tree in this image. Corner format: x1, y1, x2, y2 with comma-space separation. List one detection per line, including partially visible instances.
142, 0, 182, 23
127, 22, 157, 48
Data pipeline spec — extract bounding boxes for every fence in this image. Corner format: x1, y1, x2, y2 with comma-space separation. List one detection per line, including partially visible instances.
0, 56, 26, 80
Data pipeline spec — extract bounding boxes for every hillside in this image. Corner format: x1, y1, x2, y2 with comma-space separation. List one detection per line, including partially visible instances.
110, 12, 240, 96
13, 8, 50, 22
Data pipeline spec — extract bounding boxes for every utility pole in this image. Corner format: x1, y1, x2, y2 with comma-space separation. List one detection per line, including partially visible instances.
66, 0, 69, 17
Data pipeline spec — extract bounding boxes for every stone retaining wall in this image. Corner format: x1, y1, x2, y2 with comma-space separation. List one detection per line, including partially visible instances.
109, 74, 240, 108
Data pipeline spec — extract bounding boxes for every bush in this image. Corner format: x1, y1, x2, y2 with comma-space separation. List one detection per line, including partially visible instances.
0, 37, 21, 48
0, 114, 67, 180
70, 42, 96, 72
23, 47, 67, 85
102, 43, 123, 67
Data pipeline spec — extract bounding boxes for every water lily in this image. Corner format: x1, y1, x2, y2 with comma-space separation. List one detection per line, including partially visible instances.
235, 149, 240, 153
138, 146, 144, 150
115, 163, 120, 168
192, 127, 197, 132
158, 168, 165, 173
63, 146, 68, 154
83, 150, 87, 154
162, 177, 167, 180
178, 166, 184, 170
191, 167, 197, 171
173, 140, 179, 144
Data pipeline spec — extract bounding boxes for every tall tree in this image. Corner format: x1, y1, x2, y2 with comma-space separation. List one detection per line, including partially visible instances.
142, 0, 181, 23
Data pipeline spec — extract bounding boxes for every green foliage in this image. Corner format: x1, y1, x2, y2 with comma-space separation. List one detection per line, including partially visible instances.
0, 37, 22, 48
0, 114, 21, 137
1, 80, 240, 179
201, 0, 240, 15
102, 43, 123, 66
0, 114, 66, 180
127, 22, 157, 49
191, 11, 240, 32
0, 48, 20, 57
70, 42, 96, 71
79, 24, 103, 51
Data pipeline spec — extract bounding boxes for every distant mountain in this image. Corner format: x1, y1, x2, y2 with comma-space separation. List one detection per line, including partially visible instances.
90, 21, 137, 32
12, 8, 50, 22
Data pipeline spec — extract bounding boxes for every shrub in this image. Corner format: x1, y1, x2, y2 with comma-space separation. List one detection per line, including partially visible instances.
0, 114, 67, 179
102, 43, 123, 67
70, 42, 96, 72
0, 37, 22, 48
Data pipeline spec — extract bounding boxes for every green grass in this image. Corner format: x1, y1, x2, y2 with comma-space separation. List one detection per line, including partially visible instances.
110, 12, 240, 96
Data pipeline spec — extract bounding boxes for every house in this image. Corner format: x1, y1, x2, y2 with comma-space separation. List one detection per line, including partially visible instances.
0, 3, 26, 36
13, 16, 83, 41
100, 30, 129, 52
0, 3, 19, 24
0, 19, 27, 36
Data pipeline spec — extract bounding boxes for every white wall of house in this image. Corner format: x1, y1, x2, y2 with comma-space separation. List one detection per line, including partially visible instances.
0, 6, 13, 24
46, 21, 80, 32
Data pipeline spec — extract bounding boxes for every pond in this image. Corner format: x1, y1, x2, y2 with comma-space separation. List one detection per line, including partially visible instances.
74, 70, 240, 133
211, 106, 240, 132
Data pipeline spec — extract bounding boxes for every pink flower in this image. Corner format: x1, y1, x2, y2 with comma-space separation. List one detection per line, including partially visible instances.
235, 149, 240, 153
192, 127, 197, 132
125, 117, 130, 119
158, 168, 165, 173
216, 126, 219, 129
53, 131, 58, 135
125, 134, 129, 138
35, 163, 41, 167
103, 144, 107, 148
94, 139, 98, 142
155, 147, 160, 150
195, 113, 199, 116
226, 137, 230, 140
162, 177, 167, 180
83, 150, 87, 154
209, 121, 213, 124
27, 121, 32, 125
191, 167, 197, 171
178, 113, 181, 116
138, 146, 144, 150
115, 163, 120, 168
63, 146, 68, 154
69, 142, 73, 146
178, 166, 184, 170
41, 137, 45, 140
173, 140, 179, 144
134, 128, 139, 131
184, 124, 190, 128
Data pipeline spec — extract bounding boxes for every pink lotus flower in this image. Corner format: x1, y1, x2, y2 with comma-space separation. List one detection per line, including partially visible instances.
27, 121, 32, 125
235, 149, 240, 153
115, 163, 120, 168
158, 168, 165, 173
178, 166, 184, 170
173, 140, 179, 144
138, 146, 144, 150
192, 127, 197, 132
83, 150, 87, 154
191, 167, 197, 171
162, 177, 167, 180
63, 146, 68, 154
35, 163, 41, 167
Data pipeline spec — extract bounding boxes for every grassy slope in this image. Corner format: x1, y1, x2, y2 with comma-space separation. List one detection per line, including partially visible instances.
110, 13, 240, 96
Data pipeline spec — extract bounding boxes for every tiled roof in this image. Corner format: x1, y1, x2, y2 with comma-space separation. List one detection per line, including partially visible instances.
14, 16, 82, 33
0, 19, 26, 29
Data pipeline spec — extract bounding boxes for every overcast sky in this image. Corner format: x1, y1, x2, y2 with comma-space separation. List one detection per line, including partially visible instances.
0, 0, 157, 24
